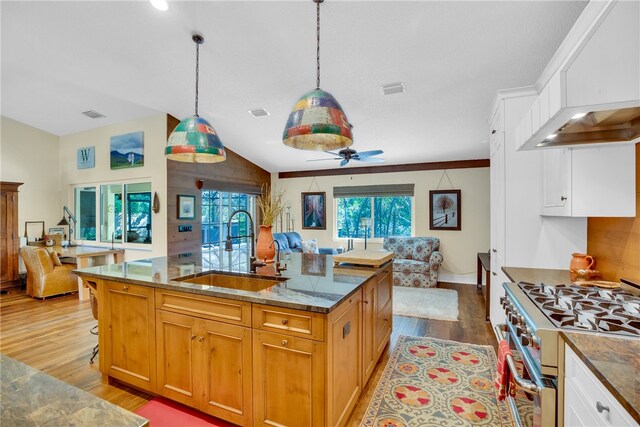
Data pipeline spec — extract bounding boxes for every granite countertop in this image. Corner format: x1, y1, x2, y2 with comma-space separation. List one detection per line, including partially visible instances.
502, 266, 571, 285
1, 354, 148, 427
561, 332, 640, 424
74, 252, 384, 313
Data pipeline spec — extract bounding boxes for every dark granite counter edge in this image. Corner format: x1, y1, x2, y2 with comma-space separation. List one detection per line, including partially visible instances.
76, 270, 363, 314
560, 332, 640, 424
502, 266, 515, 282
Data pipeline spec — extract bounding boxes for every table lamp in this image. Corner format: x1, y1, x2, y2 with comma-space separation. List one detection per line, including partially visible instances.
57, 206, 77, 247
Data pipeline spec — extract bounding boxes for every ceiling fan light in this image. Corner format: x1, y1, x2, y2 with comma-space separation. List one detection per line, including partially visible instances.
166, 115, 226, 163
283, 88, 353, 151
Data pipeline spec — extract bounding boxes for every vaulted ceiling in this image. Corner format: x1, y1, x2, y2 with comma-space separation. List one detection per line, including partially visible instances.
1, 1, 587, 172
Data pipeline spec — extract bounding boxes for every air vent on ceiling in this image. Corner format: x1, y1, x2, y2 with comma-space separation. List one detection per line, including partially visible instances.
82, 110, 106, 119
248, 108, 270, 118
381, 82, 406, 96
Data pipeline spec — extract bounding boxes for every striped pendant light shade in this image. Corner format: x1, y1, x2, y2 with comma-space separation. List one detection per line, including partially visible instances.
282, 88, 353, 151
166, 115, 226, 163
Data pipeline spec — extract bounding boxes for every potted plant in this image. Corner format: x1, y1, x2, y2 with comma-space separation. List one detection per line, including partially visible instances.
256, 183, 286, 262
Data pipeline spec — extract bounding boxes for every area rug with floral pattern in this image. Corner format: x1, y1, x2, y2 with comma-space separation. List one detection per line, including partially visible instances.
360, 336, 514, 427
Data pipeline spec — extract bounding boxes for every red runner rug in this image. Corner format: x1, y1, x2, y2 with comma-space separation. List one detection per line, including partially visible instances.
134, 397, 237, 427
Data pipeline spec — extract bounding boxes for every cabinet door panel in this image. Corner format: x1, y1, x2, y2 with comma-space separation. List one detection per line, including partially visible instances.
329, 295, 362, 427
253, 330, 325, 427
103, 282, 156, 392
156, 310, 197, 406
541, 148, 571, 216
362, 280, 376, 385
200, 320, 252, 426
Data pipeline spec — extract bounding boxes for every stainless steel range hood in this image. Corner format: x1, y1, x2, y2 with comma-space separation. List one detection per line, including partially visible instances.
536, 106, 640, 147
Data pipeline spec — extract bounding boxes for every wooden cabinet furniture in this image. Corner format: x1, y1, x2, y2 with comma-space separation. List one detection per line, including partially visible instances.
541, 144, 635, 217
564, 344, 637, 426
156, 290, 253, 426
89, 261, 392, 427
99, 281, 156, 392
1, 182, 23, 290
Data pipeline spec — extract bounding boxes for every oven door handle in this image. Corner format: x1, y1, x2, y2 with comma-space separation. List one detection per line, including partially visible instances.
495, 324, 542, 395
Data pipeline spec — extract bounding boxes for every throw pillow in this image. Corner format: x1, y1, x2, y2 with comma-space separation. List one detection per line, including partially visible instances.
50, 251, 63, 266
301, 239, 319, 254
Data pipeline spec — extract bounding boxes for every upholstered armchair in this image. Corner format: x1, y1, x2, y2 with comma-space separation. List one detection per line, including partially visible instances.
383, 237, 444, 288
20, 246, 77, 299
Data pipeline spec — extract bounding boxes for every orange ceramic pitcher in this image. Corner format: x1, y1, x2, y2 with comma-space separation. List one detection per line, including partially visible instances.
570, 253, 595, 271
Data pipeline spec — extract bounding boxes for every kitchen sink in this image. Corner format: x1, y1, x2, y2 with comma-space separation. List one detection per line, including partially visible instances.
177, 272, 286, 292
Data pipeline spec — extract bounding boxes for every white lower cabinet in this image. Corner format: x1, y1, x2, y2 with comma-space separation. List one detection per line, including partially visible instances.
564, 344, 638, 427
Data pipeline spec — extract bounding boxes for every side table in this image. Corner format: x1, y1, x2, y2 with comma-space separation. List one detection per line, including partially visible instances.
477, 252, 491, 321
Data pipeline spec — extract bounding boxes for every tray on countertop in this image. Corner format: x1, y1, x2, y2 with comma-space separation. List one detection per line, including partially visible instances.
333, 250, 394, 267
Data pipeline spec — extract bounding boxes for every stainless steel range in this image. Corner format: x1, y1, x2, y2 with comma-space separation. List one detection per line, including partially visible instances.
496, 281, 640, 427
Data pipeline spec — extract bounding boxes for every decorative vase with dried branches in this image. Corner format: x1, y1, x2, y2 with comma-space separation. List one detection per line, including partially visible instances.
256, 184, 286, 262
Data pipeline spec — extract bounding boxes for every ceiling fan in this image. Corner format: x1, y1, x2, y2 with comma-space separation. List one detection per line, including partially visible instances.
307, 148, 385, 167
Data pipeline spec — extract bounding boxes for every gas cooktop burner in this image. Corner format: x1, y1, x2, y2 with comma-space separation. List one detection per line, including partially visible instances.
518, 282, 640, 336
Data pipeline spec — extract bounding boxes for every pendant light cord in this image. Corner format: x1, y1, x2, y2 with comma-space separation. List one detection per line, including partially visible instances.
195, 40, 200, 117
316, 0, 321, 89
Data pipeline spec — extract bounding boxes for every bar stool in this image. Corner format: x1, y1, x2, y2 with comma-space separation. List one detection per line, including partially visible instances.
89, 289, 99, 364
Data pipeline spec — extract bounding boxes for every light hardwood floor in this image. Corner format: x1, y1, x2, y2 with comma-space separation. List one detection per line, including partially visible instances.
0, 282, 496, 426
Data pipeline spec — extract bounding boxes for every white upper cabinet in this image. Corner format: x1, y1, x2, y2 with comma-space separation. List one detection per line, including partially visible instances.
541, 144, 636, 217
516, 1, 640, 151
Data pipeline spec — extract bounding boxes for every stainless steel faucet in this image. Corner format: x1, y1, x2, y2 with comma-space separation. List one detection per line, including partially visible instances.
224, 209, 265, 273
269, 240, 287, 276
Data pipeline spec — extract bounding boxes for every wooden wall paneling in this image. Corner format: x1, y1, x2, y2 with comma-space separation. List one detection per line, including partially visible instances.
587, 143, 640, 282
166, 117, 270, 256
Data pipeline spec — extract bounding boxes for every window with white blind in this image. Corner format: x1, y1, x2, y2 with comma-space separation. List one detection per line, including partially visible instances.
334, 184, 414, 239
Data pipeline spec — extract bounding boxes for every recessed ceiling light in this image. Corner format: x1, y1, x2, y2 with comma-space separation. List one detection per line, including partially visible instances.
249, 108, 270, 118
546, 133, 557, 140
571, 112, 587, 120
82, 110, 106, 119
381, 82, 406, 96
150, 0, 168, 11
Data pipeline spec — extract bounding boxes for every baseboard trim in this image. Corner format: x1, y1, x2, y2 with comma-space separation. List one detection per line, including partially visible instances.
438, 273, 475, 285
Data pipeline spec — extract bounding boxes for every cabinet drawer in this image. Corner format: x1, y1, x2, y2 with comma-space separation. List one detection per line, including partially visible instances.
252, 304, 325, 342
156, 290, 251, 327
565, 345, 637, 426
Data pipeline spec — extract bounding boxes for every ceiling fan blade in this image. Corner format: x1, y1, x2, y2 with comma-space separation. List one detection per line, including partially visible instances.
323, 151, 341, 156
356, 150, 384, 158
307, 158, 341, 162
354, 157, 385, 163
340, 158, 350, 167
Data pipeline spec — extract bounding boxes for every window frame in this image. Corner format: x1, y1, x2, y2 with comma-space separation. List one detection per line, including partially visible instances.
71, 178, 154, 247
333, 194, 415, 243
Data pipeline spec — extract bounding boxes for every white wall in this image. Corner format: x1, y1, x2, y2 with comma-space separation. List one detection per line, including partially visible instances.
1, 116, 62, 237
272, 167, 490, 284
58, 114, 168, 260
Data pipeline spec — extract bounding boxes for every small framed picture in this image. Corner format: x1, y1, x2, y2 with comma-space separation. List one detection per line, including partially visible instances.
48, 227, 66, 235
429, 190, 461, 231
301, 192, 326, 230
177, 194, 196, 220
77, 146, 95, 169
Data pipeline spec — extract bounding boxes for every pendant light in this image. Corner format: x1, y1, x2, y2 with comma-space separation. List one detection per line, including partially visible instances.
165, 33, 226, 163
282, 0, 353, 151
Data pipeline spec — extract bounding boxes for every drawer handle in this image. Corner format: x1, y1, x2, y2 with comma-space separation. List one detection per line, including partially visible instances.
596, 402, 609, 414
281, 319, 289, 325
281, 340, 288, 347
197, 336, 204, 342
122, 285, 128, 291
363, 300, 369, 304
492, 272, 497, 276
560, 196, 567, 201
191, 335, 196, 340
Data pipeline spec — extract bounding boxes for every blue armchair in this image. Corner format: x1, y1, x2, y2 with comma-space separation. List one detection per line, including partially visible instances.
272, 232, 340, 255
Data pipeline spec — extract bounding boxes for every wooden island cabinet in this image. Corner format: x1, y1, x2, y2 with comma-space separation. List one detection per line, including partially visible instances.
88, 260, 392, 427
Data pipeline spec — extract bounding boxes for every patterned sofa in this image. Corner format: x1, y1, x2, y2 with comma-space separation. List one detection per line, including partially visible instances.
383, 237, 443, 288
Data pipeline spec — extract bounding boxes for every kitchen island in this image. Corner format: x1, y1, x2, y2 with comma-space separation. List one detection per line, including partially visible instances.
75, 252, 393, 427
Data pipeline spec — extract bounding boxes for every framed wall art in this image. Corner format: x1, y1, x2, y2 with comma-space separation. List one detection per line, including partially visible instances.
429, 189, 461, 231
110, 131, 144, 169
177, 194, 196, 220
77, 146, 95, 169
301, 192, 326, 230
